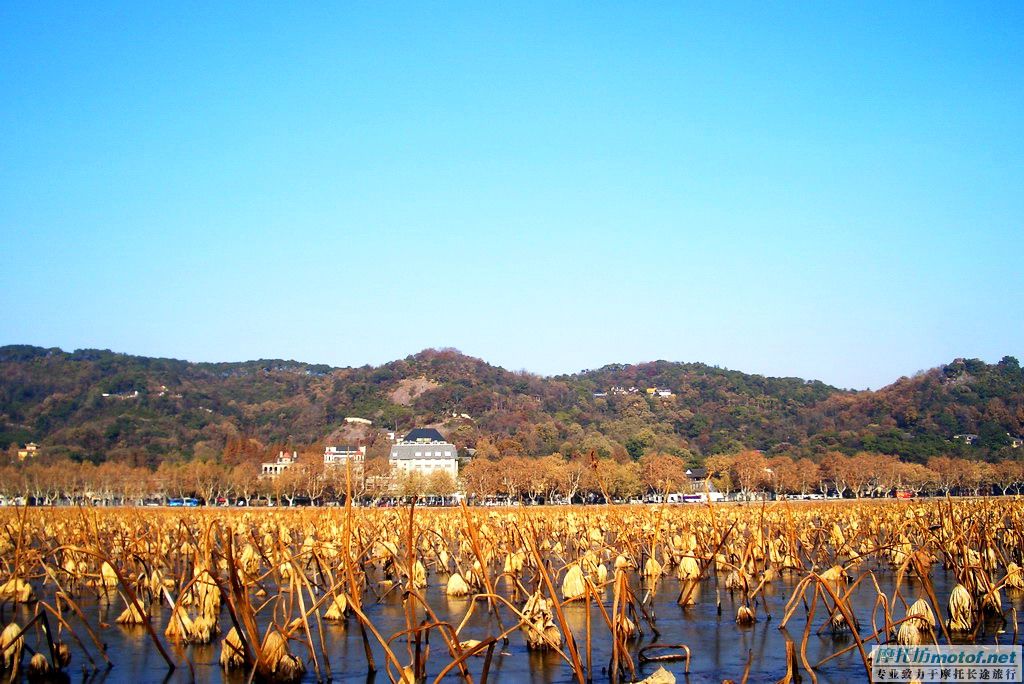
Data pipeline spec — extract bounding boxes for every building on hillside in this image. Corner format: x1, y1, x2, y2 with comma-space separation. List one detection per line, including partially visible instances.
323, 444, 367, 466
953, 434, 979, 445
17, 443, 38, 461
344, 417, 372, 426
389, 428, 458, 479
261, 450, 299, 478
101, 390, 140, 399
324, 444, 366, 485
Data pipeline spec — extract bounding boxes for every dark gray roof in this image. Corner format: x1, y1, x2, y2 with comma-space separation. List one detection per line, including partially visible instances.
390, 443, 457, 461
404, 428, 446, 442
686, 467, 708, 479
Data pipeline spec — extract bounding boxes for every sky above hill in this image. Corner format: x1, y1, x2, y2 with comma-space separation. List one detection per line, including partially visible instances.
2, 3, 1022, 390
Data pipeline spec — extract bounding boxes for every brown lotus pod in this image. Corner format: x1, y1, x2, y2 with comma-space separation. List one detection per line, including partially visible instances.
637, 666, 676, 684
1, 622, 24, 672
561, 564, 585, 600
644, 557, 663, 579
188, 614, 219, 644
411, 559, 427, 588
164, 603, 194, 642
0, 578, 34, 603
1005, 562, 1024, 590
895, 619, 925, 645
445, 573, 470, 597
256, 628, 306, 683
100, 562, 119, 588
946, 584, 974, 632
819, 565, 849, 588
907, 598, 936, 630
520, 592, 561, 650
736, 605, 756, 625
323, 593, 349, 621
677, 556, 701, 581
27, 652, 51, 678
115, 598, 146, 625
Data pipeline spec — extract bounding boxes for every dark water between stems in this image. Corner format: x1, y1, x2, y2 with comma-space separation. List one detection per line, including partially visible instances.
6, 563, 1021, 684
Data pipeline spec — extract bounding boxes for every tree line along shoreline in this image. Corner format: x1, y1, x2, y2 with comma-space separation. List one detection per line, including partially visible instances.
1, 449, 1022, 506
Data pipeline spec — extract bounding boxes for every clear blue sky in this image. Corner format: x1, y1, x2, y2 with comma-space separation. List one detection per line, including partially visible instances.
2, 3, 1022, 390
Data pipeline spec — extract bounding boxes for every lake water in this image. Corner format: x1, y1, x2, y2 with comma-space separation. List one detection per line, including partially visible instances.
7, 556, 1019, 683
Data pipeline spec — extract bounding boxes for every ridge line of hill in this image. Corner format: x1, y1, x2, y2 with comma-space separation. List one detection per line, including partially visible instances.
1, 345, 1021, 466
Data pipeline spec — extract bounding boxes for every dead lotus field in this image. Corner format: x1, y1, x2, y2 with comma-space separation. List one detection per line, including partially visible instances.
0, 499, 1023, 683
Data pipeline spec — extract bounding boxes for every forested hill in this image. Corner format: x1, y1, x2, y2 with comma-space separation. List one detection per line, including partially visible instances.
1, 345, 1022, 467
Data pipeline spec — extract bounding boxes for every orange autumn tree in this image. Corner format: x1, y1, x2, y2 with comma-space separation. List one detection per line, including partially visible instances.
731, 450, 770, 500
639, 452, 688, 498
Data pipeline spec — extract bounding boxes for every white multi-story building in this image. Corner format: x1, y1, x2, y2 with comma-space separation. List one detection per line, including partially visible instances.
261, 450, 298, 478
323, 444, 367, 466
324, 444, 367, 489
389, 428, 458, 479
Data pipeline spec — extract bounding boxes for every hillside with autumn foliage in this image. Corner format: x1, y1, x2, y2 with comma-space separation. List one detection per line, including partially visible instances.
1, 345, 1022, 467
